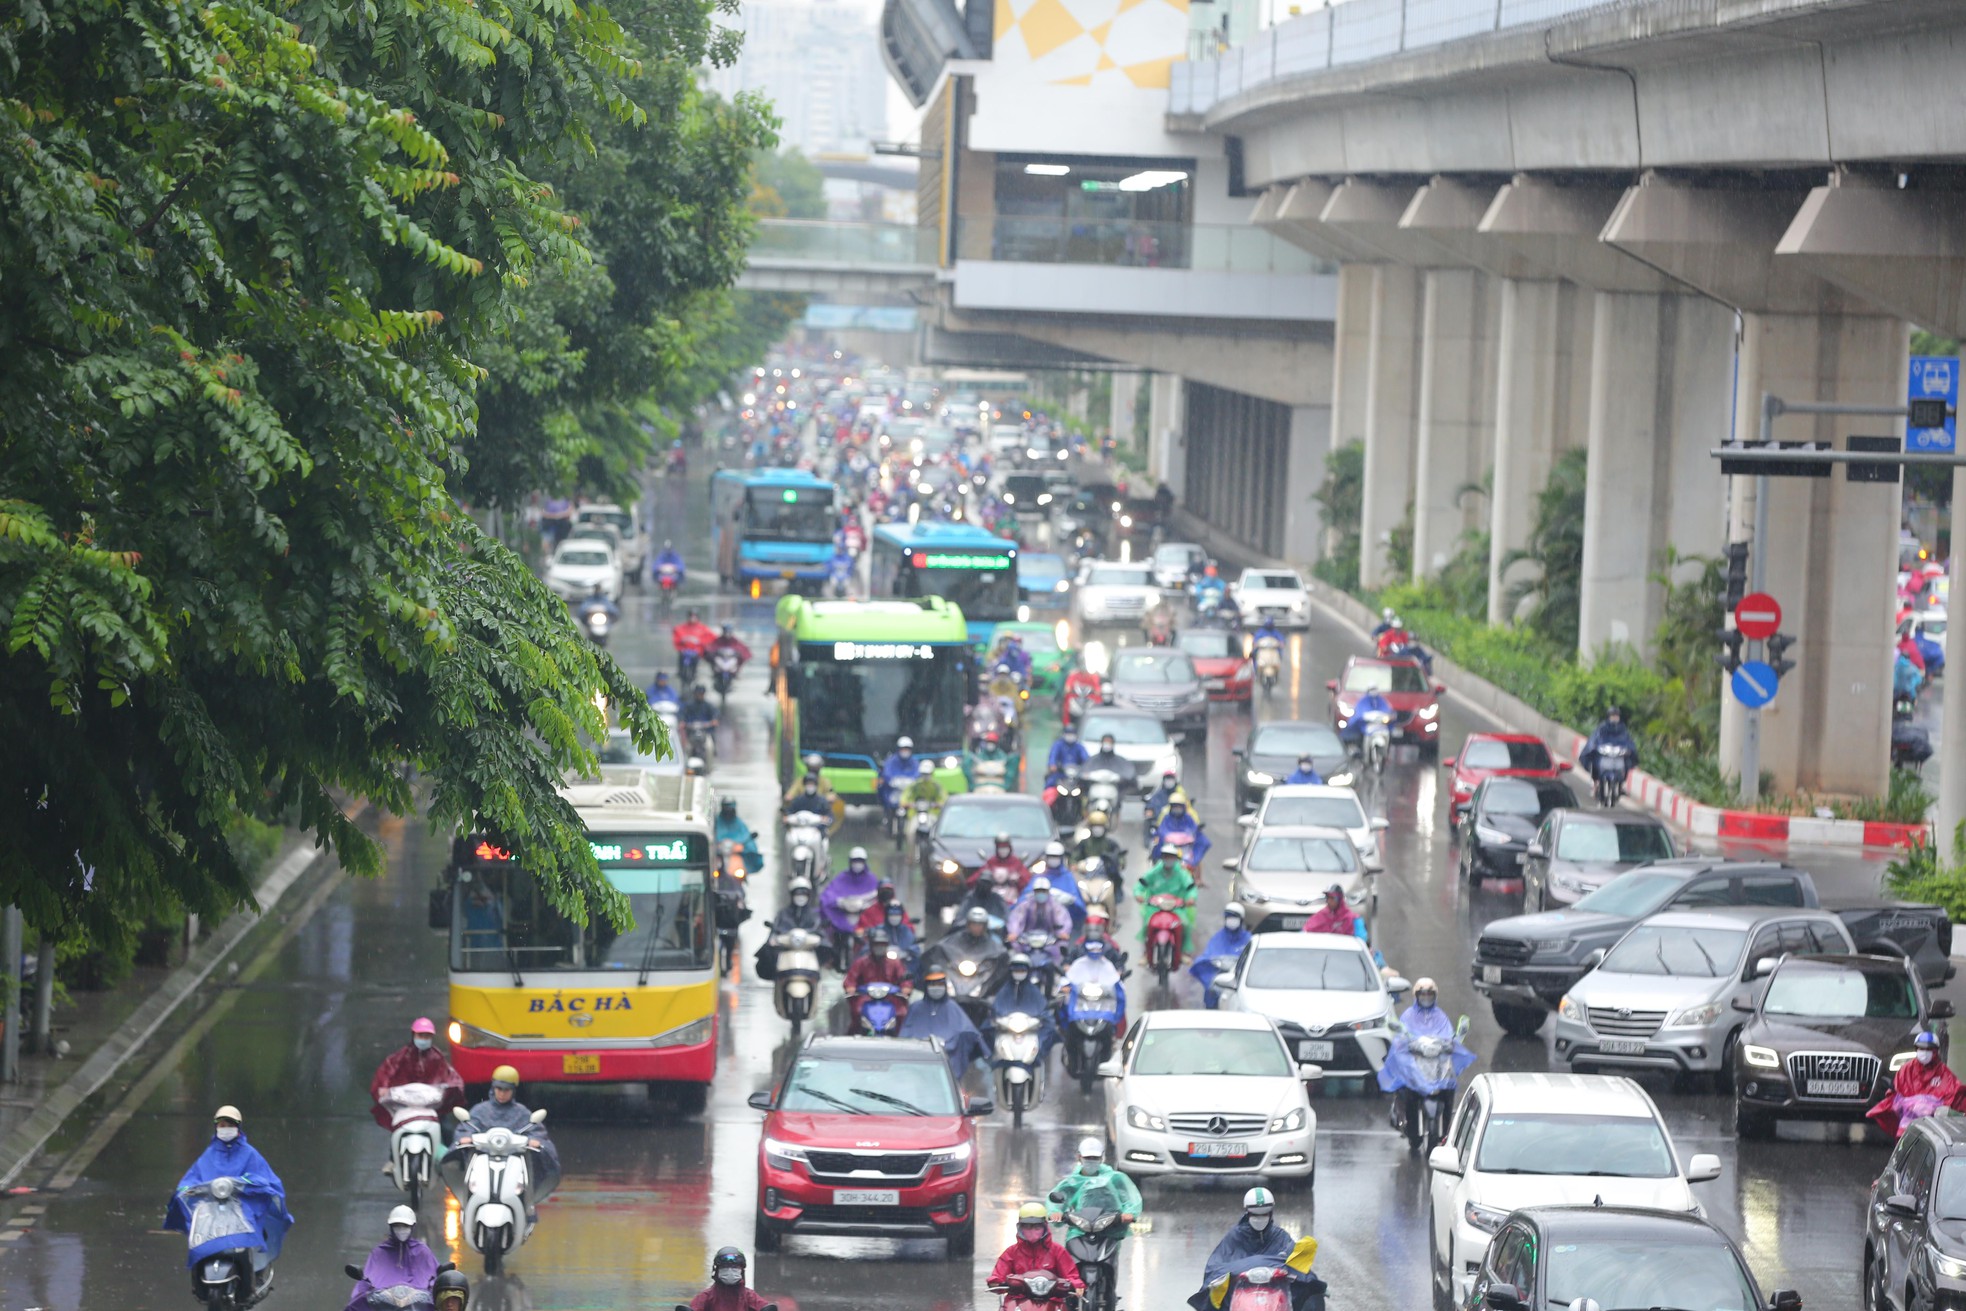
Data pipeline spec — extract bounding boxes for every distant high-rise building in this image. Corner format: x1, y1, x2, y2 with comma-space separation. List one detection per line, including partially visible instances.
711, 0, 887, 157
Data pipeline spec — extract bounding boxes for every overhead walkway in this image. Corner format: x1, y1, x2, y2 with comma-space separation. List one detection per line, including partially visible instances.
737, 221, 937, 294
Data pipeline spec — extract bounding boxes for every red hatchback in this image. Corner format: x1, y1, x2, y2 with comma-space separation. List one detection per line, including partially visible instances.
1325, 655, 1443, 752
750, 1036, 990, 1258
1178, 628, 1254, 703
1444, 732, 1569, 823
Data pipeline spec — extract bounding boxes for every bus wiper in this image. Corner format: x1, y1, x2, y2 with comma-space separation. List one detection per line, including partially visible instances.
848, 1087, 929, 1116
505, 943, 525, 988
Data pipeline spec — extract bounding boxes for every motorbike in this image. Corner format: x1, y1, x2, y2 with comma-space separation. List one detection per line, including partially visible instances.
912, 801, 940, 869
1062, 683, 1096, 728
1144, 893, 1188, 986
1593, 743, 1630, 807
850, 980, 908, 1036
1389, 1014, 1471, 1152
677, 647, 701, 684
379, 1082, 445, 1209
443, 1106, 551, 1275
342, 1262, 467, 1311
1360, 710, 1394, 775
654, 562, 681, 611
936, 936, 1011, 1030
577, 603, 612, 648
1199, 955, 1241, 1007
1060, 979, 1124, 1094
1076, 858, 1118, 926
178, 1177, 274, 1310
713, 860, 749, 978
710, 649, 743, 703
1223, 1265, 1297, 1311
1084, 770, 1123, 824
1015, 930, 1061, 995
666, 448, 687, 477
994, 1272, 1074, 1311
970, 759, 1010, 795
771, 927, 824, 1038
1253, 636, 1283, 695
993, 1010, 1048, 1128
1050, 1205, 1130, 1311
1143, 606, 1176, 647
784, 812, 830, 886
683, 719, 715, 765
828, 890, 881, 964
1049, 767, 1086, 833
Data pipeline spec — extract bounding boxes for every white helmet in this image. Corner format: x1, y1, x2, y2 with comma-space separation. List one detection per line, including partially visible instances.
897, 736, 914, 749
1030, 876, 1052, 893
1077, 1136, 1105, 1160
1242, 1186, 1275, 1212
1044, 840, 1066, 858
387, 1205, 417, 1228
1224, 902, 1247, 920
1414, 976, 1438, 995
849, 846, 869, 861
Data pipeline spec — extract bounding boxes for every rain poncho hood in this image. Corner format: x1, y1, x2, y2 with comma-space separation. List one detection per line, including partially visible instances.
1377, 1003, 1476, 1094
898, 995, 989, 1080
164, 1130, 294, 1268
344, 1235, 439, 1311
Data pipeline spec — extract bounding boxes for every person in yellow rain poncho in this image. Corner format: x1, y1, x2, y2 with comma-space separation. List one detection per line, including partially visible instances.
1189, 1187, 1327, 1311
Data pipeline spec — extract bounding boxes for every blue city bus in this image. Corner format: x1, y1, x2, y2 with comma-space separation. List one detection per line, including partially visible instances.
869, 521, 1019, 649
710, 469, 837, 587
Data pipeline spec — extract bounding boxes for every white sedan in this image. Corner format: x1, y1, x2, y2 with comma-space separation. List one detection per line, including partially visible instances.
1249, 783, 1389, 873
545, 539, 623, 601
1103, 1010, 1319, 1186
1231, 567, 1311, 629
1074, 561, 1163, 626
1213, 933, 1404, 1083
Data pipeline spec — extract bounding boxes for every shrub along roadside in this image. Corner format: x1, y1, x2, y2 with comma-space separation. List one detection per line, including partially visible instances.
1888, 823, 1966, 920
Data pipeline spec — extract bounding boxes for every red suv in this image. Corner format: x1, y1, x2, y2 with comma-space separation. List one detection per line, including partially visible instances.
1325, 655, 1443, 753
749, 1036, 991, 1258
1444, 732, 1569, 824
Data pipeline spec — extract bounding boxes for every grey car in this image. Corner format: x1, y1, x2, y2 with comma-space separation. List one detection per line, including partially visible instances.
1523, 810, 1676, 910
1233, 720, 1352, 812
1103, 647, 1207, 738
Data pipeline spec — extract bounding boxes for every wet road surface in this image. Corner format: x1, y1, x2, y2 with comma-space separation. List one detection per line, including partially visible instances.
0, 462, 1931, 1311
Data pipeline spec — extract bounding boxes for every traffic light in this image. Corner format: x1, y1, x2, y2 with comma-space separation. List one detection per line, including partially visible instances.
1766, 631, 1797, 677
1721, 542, 1750, 610
1717, 627, 1745, 675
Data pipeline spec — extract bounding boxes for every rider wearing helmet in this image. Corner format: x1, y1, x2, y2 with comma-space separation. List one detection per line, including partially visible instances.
819, 846, 881, 936
989, 1202, 1084, 1297
1071, 809, 1125, 871
714, 797, 762, 874
976, 831, 1033, 902
1032, 840, 1086, 925
990, 952, 1057, 1055
1133, 842, 1199, 954
344, 1206, 438, 1311
877, 736, 919, 814
368, 1016, 465, 1129
1005, 877, 1072, 966
1194, 1187, 1304, 1311
1045, 725, 1090, 785
455, 1067, 559, 1223
688, 1247, 773, 1311
1580, 705, 1638, 784
1378, 976, 1475, 1142
1190, 903, 1253, 1009
1048, 1136, 1141, 1240
1283, 753, 1323, 786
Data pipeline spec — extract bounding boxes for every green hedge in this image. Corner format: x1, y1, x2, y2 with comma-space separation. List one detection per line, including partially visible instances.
1888, 822, 1966, 919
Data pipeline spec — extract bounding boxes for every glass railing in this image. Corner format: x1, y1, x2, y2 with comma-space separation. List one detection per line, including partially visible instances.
748, 220, 939, 266
955, 216, 1333, 274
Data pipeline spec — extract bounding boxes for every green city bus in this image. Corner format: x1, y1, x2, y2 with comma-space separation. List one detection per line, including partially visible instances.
772, 595, 975, 800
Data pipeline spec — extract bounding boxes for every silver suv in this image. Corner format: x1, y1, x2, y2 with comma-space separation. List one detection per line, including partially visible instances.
1104, 647, 1207, 739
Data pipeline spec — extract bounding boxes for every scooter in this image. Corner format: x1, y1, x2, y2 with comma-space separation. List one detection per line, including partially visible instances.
1361, 710, 1394, 775
1593, 743, 1630, 807
713, 859, 749, 978
444, 1106, 549, 1276
1060, 979, 1124, 1094
1049, 768, 1086, 833
654, 561, 681, 611
1084, 770, 1122, 821
710, 649, 742, 702
178, 1176, 274, 1310
993, 1271, 1075, 1311
770, 927, 824, 1039
970, 759, 1010, 795
1063, 683, 1096, 728
829, 557, 854, 598
683, 718, 715, 765
784, 812, 829, 886
828, 890, 881, 965
1014, 930, 1061, 997
1389, 1014, 1471, 1152
1051, 1205, 1130, 1311
1144, 893, 1187, 987
677, 647, 701, 684
993, 1011, 1048, 1128
850, 981, 908, 1036
1075, 857, 1118, 926
342, 1260, 468, 1310
1223, 1265, 1297, 1311
578, 603, 612, 648
1253, 636, 1282, 695
939, 936, 1010, 1030
912, 798, 940, 866
378, 1082, 445, 1209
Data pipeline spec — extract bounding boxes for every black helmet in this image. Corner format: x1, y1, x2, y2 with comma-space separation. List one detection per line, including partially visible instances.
719, 798, 737, 814
713, 1246, 747, 1274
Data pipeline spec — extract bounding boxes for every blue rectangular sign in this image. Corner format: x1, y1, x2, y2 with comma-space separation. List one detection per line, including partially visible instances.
802, 304, 918, 333
1908, 355, 1957, 454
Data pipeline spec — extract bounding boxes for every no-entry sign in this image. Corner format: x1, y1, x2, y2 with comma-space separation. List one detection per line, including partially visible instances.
1735, 592, 1782, 641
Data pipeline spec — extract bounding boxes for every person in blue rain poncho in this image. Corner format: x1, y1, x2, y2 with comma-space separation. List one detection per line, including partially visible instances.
1152, 795, 1211, 870
714, 798, 762, 874
1192, 1187, 1327, 1311
899, 967, 990, 1080
1283, 755, 1324, 786
1189, 903, 1252, 1009
989, 953, 1058, 1059
1376, 977, 1476, 1125
165, 1106, 294, 1280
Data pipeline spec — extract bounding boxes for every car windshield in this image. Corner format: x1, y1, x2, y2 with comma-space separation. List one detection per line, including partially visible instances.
451, 854, 709, 974
1544, 1240, 1757, 1311
1006, 628, 1060, 654
1600, 926, 1746, 978
1241, 572, 1302, 591
938, 803, 1053, 840
1571, 870, 1687, 917
1087, 566, 1152, 588
1246, 836, 1359, 873
1460, 739, 1552, 770
1342, 662, 1427, 693
1113, 651, 1196, 684
743, 489, 834, 541
1250, 724, 1345, 760
1479, 779, 1572, 817
1004, 476, 1047, 499
1475, 1113, 1676, 1177
1018, 555, 1066, 583
1763, 965, 1918, 1019
1177, 630, 1236, 658
1079, 714, 1168, 747
1261, 796, 1365, 829
1555, 822, 1676, 864
1244, 947, 1376, 992
557, 549, 611, 567
1131, 1026, 1292, 1077
779, 1054, 960, 1116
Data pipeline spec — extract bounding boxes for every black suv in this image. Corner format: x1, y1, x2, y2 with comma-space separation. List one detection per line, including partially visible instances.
1463, 1205, 1797, 1311
1864, 1114, 1966, 1311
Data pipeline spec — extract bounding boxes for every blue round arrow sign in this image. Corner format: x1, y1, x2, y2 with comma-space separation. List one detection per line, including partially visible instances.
1731, 660, 1780, 708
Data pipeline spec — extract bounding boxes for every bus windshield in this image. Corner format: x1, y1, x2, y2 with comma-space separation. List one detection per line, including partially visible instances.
451, 851, 710, 975
892, 555, 1018, 622
795, 641, 970, 754
744, 489, 834, 541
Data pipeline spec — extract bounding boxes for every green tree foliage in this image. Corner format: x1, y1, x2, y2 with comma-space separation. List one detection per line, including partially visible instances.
0, 0, 697, 956
1310, 440, 1362, 588
751, 148, 828, 220
1500, 448, 1588, 648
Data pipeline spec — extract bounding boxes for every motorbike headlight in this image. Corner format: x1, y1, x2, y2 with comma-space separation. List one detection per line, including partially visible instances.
941, 860, 960, 875
1742, 1044, 1780, 1070
1934, 1249, 1966, 1281
1464, 1202, 1510, 1236
1120, 515, 1133, 527
1473, 825, 1511, 845
1416, 704, 1439, 720
1557, 995, 1584, 1024
1126, 1105, 1165, 1131
1246, 770, 1274, 786
1663, 1001, 1723, 1030
927, 1142, 973, 1167
1327, 771, 1355, 787
956, 959, 980, 977
1267, 1107, 1305, 1134
763, 1137, 809, 1169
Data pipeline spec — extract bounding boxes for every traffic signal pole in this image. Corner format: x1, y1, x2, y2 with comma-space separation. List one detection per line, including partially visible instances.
1738, 467, 1770, 805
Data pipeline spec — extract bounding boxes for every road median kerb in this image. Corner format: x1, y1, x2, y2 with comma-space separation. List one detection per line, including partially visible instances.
0, 836, 330, 1189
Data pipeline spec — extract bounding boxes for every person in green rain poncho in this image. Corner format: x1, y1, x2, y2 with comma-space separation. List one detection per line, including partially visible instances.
1048, 1136, 1141, 1237
1133, 843, 1197, 954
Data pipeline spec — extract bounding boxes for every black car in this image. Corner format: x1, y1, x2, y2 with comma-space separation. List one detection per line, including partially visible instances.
1462, 1205, 1796, 1311
1865, 1114, 1966, 1311
1000, 473, 1054, 517
1734, 952, 1952, 1139
1458, 776, 1575, 884
1233, 720, 1353, 812
921, 793, 1053, 924
1116, 497, 1164, 547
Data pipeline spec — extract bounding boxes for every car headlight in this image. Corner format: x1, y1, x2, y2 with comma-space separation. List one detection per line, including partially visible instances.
1557, 995, 1584, 1023
1327, 771, 1355, 787
1552, 873, 1584, 892
1268, 1107, 1306, 1134
1664, 1002, 1723, 1030
1246, 770, 1275, 786
1464, 1202, 1510, 1236
448, 1020, 507, 1049
927, 1142, 973, 1167
1120, 515, 1133, 527
1416, 704, 1439, 720
1473, 825, 1511, 845
1531, 938, 1574, 960
1934, 1249, 1966, 1281
1742, 1044, 1780, 1070
1892, 1050, 1920, 1072
1126, 1105, 1165, 1131
1055, 581, 1071, 593
763, 1137, 809, 1169
941, 859, 960, 875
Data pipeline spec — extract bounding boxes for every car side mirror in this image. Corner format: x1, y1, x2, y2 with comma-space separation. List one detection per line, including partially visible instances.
747, 1090, 774, 1111
1525, 841, 1545, 858
1096, 1058, 1123, 1078
965, 1096, 995, 1116
1222, 858, 1241, 872
1583, 948, 1606, 969
1427, 1144, 1462, 1176
1385, 975, 1411, 996
1324, 679, 1338, 692
1298, 1062, 1324, 1081
1231, 747, 1245, 758
1434, 683, 1447, 695
1441, 757, 1457, 770
1557, 759, 1573, 772
1754, 956, 1778, 978
1484, 1283, 1527, 1311
1687, 1152, 1723, 1183
1770, 1292, 1801, 1311
1213, 976, 1238, 993
1371, 817, 1390, 831
1237, 814, 1258, 828
1887, 1192, 1921, 1217
1731, 995, 1755, 1012
1934, 999, 1957, 1020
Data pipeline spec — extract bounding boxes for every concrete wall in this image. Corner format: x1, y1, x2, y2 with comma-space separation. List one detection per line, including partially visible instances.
949, 261, 1336, 323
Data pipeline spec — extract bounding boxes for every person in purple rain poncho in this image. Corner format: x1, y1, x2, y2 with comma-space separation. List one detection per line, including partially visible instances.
345, 1206, 439, 1311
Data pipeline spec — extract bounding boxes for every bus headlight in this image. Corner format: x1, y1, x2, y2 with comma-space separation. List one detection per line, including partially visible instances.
650, 1017, 714, 1049
449, 1020, 507, 1049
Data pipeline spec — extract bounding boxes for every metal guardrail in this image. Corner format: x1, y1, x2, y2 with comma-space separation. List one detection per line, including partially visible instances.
955, 216, 1333, 274
1168, 0, 1627, 116
748, 220, 939, 267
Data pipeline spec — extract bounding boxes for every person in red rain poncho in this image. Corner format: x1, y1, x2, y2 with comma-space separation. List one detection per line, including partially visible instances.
368, 1018, 466, 1129
1869, 1030, 1966, 1138
671, 610, 717, 656
1301, 884, 1359, 937
688, 1247, 773, 1311
989, 1202, 1084, 1298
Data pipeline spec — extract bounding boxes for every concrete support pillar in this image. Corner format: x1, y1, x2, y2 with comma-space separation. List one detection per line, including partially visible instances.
1412, 268, 1498, 579
1148, 372, 1187, 499
1284, 405, 1334, 566
1488, 279, 1592, 624
1359, 265, 1422, 589
1109, 371, 1141, 449
1938, 466, 1966, 848
1577, 293, 1735, 657
1716, 311, 1905, 797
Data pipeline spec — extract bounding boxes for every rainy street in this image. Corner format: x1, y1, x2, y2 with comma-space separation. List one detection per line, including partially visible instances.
0, 463, 1928, 1311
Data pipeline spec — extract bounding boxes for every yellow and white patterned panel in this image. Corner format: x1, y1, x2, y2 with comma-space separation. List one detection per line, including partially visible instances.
993, 0, 1190, 89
